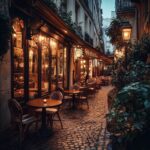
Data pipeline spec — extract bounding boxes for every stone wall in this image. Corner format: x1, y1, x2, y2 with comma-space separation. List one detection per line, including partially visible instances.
0, 50, 11, 132
0, 0, 11, 132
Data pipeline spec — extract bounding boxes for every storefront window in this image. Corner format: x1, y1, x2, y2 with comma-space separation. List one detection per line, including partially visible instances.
58, 44, 64, 88
41, 37, 50, 94
89, 60, 93, 77
80, 59, 87, 81
50, 38, 57, 91
63, 47, 67, 88
28, 39, 38, 99
12, 18, 24, 101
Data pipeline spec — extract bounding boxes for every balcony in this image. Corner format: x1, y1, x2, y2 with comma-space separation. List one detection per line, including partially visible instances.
130, 0, 141, 3
116, 0, 136, 17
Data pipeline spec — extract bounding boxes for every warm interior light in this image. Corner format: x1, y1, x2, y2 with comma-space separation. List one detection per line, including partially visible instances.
13, 33, 16, 38
29, 50, 33, 58
39, 35, 45, 42
50, 38, 57, 49
45, 63, 48, 68
122, 28, 132, 41
64, 30, 68, 34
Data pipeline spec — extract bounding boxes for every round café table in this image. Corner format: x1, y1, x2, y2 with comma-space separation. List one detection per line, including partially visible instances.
64, 90, 80, 109
27, 98, 62, 137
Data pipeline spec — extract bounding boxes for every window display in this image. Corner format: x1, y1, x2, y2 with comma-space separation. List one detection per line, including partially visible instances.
41, 37, 50, 94
12, 18, 24, 99
28, 39, 38, 99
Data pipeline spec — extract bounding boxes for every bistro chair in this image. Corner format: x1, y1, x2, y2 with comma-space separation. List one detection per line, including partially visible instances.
71, 84, 80, 90
8, 98, 38, 146
47, 91, 63, 129
56, 87, 72, 108
76, 88, 89, 109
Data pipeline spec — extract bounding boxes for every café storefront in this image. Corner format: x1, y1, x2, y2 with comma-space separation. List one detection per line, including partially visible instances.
73, 47, 107, 84
11, 2, 69, 104
10, 0, 112, 104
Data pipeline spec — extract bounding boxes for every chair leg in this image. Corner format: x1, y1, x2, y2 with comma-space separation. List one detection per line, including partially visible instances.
18, 125, 23, 148
86, 100, 89, 109
56, 112, 63, 129
48, 115, 53, 129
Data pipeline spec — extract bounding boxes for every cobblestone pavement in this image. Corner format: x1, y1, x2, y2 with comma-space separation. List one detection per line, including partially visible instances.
1, 86, 113, 150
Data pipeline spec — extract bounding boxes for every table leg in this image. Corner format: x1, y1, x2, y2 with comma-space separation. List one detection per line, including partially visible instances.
39, 108, 52, 137
41, 108, 46, 129
72, 94, 76, 109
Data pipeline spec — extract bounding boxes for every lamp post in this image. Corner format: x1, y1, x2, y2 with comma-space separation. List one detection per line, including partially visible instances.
121, 21, 132, 69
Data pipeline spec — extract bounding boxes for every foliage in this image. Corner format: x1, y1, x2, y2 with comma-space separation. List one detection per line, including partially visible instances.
105, 18, 124, 49
112, 33, 150, 89
107, 82, 150, 142
0, 14, 11, 57
43, 0, 83, 38
71, 22, 83, 38
112, 60, 150, 89
128, 33, 150, 63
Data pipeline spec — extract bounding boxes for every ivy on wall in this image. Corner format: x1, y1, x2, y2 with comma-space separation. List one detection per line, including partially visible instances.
43, 0, 83, 38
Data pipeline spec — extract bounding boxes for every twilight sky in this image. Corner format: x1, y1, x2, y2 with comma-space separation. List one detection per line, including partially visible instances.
101, 0, 115, 18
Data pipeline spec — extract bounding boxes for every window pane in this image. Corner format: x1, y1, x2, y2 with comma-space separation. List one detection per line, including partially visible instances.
41, 37, 49, 94
12, 18, 24, 101
28, 39, 38, 99
50, 38, 57, 91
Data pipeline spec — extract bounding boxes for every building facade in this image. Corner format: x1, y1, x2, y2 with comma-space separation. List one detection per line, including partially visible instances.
115, 0, 137, 43
131, 0, 150, 39
103, 18, 115, 54
0, 0, 111, 131
115, 0, 150, 41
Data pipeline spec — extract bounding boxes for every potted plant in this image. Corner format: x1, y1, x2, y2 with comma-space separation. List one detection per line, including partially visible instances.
107, 82, 150, 149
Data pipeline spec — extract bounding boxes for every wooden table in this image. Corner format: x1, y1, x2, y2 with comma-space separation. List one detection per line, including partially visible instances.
64, 90, 80, 109
27, 99, 62, 136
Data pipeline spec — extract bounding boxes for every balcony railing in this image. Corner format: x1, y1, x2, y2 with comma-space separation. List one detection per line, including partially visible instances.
116, 0, 135, 13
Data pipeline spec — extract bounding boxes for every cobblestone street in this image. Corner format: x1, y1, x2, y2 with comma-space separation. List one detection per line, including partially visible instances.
1, 86, 113, 150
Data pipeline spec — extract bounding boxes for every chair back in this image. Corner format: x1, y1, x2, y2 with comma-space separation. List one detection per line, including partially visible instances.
71, 84, 80, 90
56, 87, 64, 95
8, 98, 23, 123
50, 91, 63, 101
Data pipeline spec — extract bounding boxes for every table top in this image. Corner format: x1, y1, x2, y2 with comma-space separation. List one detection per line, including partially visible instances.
64, 90, 80, 94
27, 99, 62, 108
29, 88, 46, 92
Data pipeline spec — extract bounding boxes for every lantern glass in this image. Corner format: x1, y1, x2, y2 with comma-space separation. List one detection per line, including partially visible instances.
122, 28, 132, 42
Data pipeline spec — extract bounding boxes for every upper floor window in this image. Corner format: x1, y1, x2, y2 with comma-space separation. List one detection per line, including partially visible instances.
75, 1, 80, 24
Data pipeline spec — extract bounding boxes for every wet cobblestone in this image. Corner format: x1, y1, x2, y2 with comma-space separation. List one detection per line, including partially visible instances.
0, 86, 113, 150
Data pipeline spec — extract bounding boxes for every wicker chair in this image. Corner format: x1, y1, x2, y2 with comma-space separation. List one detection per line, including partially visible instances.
56, 87, 72, 108
47, 91, 63, 129
8, 98, 37, 145
76, 88, 89, 109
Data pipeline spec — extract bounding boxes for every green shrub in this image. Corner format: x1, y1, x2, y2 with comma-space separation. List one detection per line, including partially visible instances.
107, 82, 150, 142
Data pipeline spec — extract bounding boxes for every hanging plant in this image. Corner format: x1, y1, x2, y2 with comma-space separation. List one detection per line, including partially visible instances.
0, 14, 11, 57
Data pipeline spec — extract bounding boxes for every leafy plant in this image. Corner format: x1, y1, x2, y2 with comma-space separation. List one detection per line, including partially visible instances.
106, 18, 124, 49
0, 14, 11, 57
112, 60, 150, 89
128, 33, 150, 63
107, 82, 150, 142
43, 0, 83, 38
